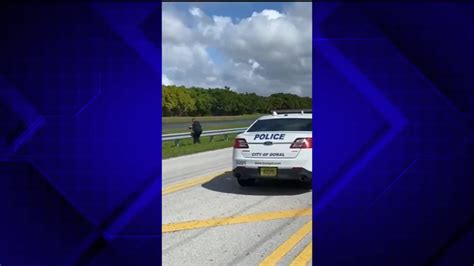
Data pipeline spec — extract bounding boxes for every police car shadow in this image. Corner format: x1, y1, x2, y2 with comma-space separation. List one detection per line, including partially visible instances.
201, 172, 311, 196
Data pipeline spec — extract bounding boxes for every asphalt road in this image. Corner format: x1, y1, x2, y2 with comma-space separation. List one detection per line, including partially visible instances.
162, 147, 312, 266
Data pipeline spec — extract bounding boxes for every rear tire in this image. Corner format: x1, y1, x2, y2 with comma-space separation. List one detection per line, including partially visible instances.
237, 178, 256, 187
301, 180, 312, 189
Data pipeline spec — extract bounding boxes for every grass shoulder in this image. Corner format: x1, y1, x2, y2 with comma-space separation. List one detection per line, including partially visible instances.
162, 133, 238, 159
162, 123, 250, 134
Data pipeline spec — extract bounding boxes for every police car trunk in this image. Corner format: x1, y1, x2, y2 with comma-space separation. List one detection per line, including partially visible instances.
232, 110, 312, 184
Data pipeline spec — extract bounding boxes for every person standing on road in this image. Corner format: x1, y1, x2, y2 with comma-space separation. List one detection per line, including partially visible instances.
189, 118, 202, 144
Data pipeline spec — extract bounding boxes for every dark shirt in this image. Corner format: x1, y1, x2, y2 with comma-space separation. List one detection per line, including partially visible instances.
191, 121, 202, 133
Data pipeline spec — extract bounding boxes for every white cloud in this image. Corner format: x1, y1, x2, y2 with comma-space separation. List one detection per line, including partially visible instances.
162, 3, 312, 97
162, 9, 194, 44
162, 74, 174, 85
206, 76, 217, 82
248, 59, 260, 70
189, 7, 204, 18
251, 9, 284, 20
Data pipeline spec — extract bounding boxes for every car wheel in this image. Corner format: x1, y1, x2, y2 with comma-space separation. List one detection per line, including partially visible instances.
237, 178, 256, 186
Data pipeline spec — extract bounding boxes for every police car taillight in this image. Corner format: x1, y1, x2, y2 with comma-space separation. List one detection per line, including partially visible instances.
234, 138, 249, 148
290, 138, 312, 149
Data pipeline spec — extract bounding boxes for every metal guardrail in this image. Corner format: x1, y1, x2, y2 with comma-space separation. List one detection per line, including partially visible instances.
162, 127, 248, 146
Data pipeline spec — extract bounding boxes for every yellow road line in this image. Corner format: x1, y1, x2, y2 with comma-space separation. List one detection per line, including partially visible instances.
162, 171, 226, 196
290, 241, 312, 266
259, 221, 312, 266
163, 208, 312, 233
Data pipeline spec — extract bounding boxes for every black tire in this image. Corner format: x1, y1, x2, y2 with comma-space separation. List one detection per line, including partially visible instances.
301, 180, 312, 189
237, 178, 256, 186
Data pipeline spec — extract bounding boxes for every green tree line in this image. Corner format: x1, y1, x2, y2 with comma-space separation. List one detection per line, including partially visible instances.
162, 85, 312, 116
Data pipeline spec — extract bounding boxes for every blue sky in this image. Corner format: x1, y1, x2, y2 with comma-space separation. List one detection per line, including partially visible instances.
162, 2, 312, 97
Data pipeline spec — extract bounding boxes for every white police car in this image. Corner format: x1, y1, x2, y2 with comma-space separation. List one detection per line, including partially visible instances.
232, 110, 312, 188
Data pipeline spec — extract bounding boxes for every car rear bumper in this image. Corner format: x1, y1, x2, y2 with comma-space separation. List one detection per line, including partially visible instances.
233, 149, 312, 172
232, 166, 312, 181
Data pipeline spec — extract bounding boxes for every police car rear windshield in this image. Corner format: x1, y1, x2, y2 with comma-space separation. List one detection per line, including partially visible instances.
247, 118, 312, 132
